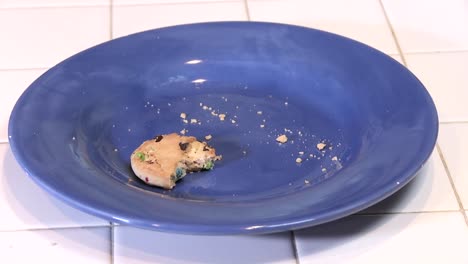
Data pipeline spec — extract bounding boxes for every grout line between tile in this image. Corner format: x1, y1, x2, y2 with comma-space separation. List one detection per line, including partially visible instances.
436, 144, 468, 226
440, 121, 468, 125
243, 0, 251, 21
110, 223, 115, 264
0, 5, 108, 11
113, 0, 241, 8
378, 0, 407, 66
290, 231, 300, 264
109, 0, 114, 39
355, 209, 460, 216
403, 49, 468, 56
0, 224, 111, 233
0, 67, 49, 72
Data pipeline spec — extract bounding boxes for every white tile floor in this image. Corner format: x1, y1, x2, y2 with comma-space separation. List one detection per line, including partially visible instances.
295, 212, 468, 264
438, 123, 468, 209
247, 0, 398, 54
114, 227, 295, 264
0, 145, 107, 231
405, 52, 468, 122
381, 0, 468, 53
1, 0, 467, 263
0, 7, 110, 69
112, 1, 248, 38
0, 227, 111, 264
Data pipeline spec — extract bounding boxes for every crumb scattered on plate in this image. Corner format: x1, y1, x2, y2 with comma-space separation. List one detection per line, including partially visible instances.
276, 134, 288, 143
296, 157, 302, 163
317, 142, 327, 150
205, 135, 212, 141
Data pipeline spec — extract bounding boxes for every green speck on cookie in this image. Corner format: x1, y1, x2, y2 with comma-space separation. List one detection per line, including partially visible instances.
203, 160, 214, 170
135, 152, 145, 161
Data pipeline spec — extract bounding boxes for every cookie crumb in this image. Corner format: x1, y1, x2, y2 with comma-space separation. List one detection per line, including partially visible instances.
242, 150, 247, 155
321, 168, 327, 172
190, 119, 197, 124
296, 158, 302, 163
317, 142, 327, 150
180, 129, 187, 135
205, 135, 212, 141
231, 119, 236, 124
257, 111, 263, 115
202, 105, 208, 110
276, 134, 288, 143
219, 114, 226, 121
199, 103, 203, 107
331, 156, 338, 161
304, 179, 310, 184
180, 113, 186, 119
183, 119, 188, 124
260, 124, 265, 128
298, 151, 304, 155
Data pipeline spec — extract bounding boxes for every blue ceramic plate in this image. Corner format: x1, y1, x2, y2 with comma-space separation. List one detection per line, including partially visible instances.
9, 22, 438, 235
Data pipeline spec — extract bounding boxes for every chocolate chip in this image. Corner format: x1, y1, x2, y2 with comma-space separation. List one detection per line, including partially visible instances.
154, 135, 163, 142
179, 142, 189, 151
203, 146, 210, 151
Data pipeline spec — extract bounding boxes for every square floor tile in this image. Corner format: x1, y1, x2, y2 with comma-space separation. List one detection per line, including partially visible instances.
0, 227, 110, 264
438, 123, 468, 208
113, 2, 248, 38
382, 0, 468, 52
0, 144, 108, 231
114, 226, 295, 264
248, 0, 398, 54
295, 212, 468, 264
0, 7, 110, 69
405, 52, 468, 122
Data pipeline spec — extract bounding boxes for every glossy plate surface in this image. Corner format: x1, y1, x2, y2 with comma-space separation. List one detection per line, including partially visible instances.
9, 22, 438, 234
